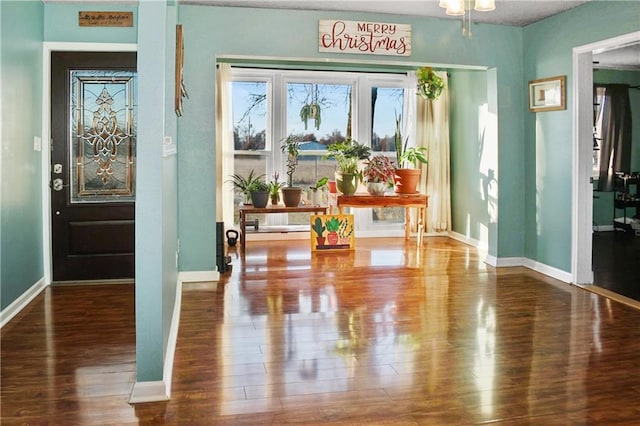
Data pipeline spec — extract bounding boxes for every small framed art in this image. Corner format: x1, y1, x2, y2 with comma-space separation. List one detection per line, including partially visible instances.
528, 75, 565, 112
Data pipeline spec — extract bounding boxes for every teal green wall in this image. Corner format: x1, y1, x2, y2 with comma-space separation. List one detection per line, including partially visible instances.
592, 69, 640, 228
179, 5, 525, 262
1, 1, 44, 310
450, 69, 497, 243
43, 3, 137, 43
523, 1, 640, 271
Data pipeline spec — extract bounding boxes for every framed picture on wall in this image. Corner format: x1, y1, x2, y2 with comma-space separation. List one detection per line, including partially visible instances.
528, 75, 566, 112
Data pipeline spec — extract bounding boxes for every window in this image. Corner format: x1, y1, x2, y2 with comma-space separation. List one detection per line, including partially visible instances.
228, 68, 413, 234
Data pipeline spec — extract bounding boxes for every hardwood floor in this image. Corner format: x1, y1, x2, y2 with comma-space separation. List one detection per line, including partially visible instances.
2, 237, 640, 424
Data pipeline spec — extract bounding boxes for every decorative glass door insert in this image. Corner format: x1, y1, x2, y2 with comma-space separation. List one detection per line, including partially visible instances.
70, 70, 137, 203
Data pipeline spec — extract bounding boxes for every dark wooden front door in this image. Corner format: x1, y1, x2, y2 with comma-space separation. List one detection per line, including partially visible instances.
51, 52, 137, 282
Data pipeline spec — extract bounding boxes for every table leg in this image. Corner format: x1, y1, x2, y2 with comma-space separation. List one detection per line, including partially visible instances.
404, 207, 410, 240
417, 207, 425, 246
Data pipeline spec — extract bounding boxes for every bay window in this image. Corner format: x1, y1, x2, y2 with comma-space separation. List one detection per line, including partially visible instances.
228, 67, 413, 235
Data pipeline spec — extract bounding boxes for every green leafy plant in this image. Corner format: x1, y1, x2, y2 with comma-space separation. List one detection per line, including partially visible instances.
281, 135, 302, 187
417, 66, 445, 101
324, 138, 371, 175
363, 155, 395, 184
226, 169, 265, 200
247, 179, 269, 193
268, 172, 286, 197
310, 177, 329, 191
394, 113, 427, 169
325, 217, 341, 232
300, 103, 321, 130
311, 217, 326, 237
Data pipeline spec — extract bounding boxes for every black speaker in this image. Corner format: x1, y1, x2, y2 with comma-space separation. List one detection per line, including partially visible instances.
216, 222, 232, 273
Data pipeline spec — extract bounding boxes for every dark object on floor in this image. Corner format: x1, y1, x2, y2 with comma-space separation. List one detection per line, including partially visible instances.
216, 222, 232, 273
226, 229, 239, 246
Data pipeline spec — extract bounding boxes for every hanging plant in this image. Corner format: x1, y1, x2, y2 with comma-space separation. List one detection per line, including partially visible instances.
416, 67, 445, 101
300, 84, 322, 130
300, 103, 322, 130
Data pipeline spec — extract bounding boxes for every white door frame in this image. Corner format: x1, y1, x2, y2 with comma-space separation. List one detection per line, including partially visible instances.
571, 31, 640, 285
41, 42, 137, 284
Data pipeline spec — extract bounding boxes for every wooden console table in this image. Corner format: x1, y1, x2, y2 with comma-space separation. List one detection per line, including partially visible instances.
239, 204, 327, 255
337, 193, 428, 245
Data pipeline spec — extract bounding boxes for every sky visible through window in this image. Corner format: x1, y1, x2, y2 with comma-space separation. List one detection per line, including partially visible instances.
233, 81, 402, 150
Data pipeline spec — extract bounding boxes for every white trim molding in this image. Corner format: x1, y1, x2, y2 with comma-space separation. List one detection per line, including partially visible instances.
483, 255, 572, 284
41, 42, 138, 285
571, 31, 640, 285
0, 278, 48, 329
178, 270, 220, 283
129, 381, 169, 404
448, 231, 488, 251
522, 258, 573, 283
129, 270, 218, 403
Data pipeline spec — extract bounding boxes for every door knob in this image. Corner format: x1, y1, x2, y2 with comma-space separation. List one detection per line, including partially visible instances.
53, 178, 63, 191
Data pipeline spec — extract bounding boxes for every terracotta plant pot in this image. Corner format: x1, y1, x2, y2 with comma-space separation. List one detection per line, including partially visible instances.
393, 168, 421, 194
281, 187, 303, 207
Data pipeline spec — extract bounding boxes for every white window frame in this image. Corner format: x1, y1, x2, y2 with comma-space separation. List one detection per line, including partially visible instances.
227, 67, 414, 236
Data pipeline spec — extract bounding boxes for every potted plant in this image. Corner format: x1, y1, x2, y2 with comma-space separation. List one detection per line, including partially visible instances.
363, 154, 395, 196
324, 138, 371, 196
281, 135, 303, 207
226, 169, 265, 205
393, 114, 427, 194
268, 172, 285, 205
309, 177, 328, 206
416, 66, 445, 101
247, 178, 270, 208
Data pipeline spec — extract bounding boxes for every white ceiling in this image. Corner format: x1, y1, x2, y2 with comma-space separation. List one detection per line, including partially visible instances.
48, 0, 640, 69
183, 0, 639, 69
183, 0, 593, 27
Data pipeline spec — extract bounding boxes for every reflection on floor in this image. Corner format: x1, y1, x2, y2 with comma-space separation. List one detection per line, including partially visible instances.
592, 230, 640, 302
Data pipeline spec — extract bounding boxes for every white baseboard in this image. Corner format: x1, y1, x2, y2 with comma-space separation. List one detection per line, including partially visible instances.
448, 231, 488, 250
593, 225, 614, 232
522, 258, 572, 283
0, 277, 48, 329
483, 254, 572, 284
178, 270, 220, 283
129, 381, 169, 403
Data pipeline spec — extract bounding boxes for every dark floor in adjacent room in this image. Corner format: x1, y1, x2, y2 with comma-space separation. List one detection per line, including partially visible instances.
592, 229, 640, 302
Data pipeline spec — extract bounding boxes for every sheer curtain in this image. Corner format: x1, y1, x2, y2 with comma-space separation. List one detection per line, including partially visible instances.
215, 63, 234, 226
415, 71, 451, 233
596, 84, 632, 192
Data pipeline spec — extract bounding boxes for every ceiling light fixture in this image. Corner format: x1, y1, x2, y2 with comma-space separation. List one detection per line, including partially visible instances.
439, 0, 496, 39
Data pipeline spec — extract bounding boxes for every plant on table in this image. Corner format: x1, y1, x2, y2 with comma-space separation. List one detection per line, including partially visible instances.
226, 169, 265, 205
247, 177, 270, 208
324, 138, 371, 195
363, 154, 395, 195
393, 113, 427, 194
268, 172, 286, 205
281, 135, 304, 207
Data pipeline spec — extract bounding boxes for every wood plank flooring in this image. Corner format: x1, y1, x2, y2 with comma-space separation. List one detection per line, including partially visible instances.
2, 237, 640, 424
